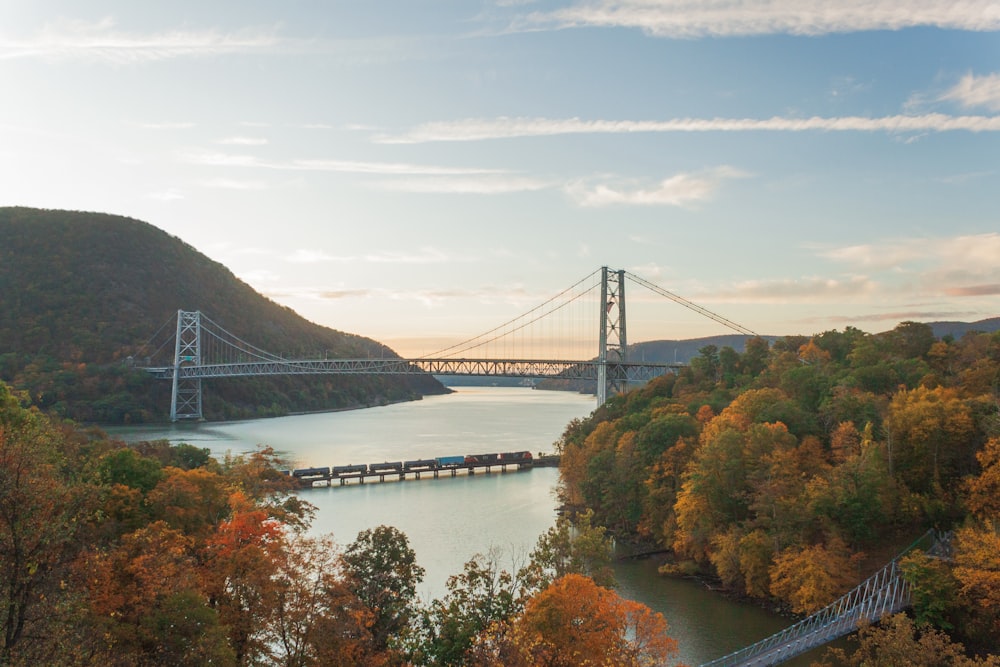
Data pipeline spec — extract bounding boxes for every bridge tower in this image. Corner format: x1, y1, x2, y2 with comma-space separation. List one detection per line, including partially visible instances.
597, 267, 627, 405
170, 310, 203, 421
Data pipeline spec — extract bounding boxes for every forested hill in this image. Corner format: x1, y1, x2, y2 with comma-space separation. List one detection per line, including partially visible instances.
556, 321, 1000, 655
0, 207, 446, 423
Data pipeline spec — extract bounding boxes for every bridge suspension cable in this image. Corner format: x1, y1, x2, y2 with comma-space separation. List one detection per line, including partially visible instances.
197, 313, 286, 364
424, 268, 604, 360
625, 271, 758, 337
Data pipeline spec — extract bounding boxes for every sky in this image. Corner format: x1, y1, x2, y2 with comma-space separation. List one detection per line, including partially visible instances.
2, 1, 999, 358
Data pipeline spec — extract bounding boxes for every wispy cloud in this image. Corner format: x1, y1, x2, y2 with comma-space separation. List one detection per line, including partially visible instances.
0, 17, 281, 63
707, 276, 877, 303
266, 283, 537, 308
284, 249, 344, 264
370, 174, 551, 194
146, 188, 184, 201
819, 233, 1000, 302
363, 248, 452, 264
138, 121, 196, 130
802, 310, 984, 327
943, 284, 1000, 297
178, 150, 508, 176
567, 166, 748, 207
201, 178, 268, 190
378, 113, 1000, 143
940, 72, 1000, 112
821, 233, 1000, 273
216, 136, 269, 146
518, 0, 1000, 37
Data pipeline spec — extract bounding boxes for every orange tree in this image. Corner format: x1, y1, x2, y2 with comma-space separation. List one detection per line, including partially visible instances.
493, 573, 682, 667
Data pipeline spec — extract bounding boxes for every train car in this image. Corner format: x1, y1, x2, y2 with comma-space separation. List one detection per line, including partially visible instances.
498, 450, 533, 463
292, 466, 330, 478
464, 453, 500, 464
436, 455, 466, 468
369, 461, 403, 473
403, 459, 437, 471
332, 464, 367, 476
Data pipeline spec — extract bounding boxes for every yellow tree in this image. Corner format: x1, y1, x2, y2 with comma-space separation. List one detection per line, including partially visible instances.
965, 436, 1000, 521
953, 524, 1000, 641
0, 382, 91, 665
769, 538, 857, 614
884, 386, 975, 493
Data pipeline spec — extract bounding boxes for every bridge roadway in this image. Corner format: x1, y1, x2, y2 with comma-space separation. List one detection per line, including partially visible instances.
143, 357, 680, 383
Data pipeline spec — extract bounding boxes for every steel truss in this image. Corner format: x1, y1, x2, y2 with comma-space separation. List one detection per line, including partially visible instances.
151, 357, 679, 383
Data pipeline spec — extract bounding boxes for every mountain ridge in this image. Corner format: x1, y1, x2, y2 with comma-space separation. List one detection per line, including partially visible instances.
0, 206, 446, 423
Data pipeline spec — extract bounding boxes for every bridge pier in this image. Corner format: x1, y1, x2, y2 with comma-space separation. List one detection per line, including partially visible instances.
597, 267, 627, 405
170, 310, 204, 421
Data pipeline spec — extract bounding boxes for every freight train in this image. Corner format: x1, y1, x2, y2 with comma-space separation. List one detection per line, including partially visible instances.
288, 450, 533, 479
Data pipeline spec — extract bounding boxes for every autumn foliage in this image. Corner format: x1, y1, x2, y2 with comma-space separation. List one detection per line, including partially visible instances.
556, 323, 1000, 659
0, 379, 683, 666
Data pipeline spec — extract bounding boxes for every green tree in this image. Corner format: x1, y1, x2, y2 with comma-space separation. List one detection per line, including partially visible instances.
412, 550, 524, 666
522, 509, 615, 591
342, 525, 425, 653
0, 382, 90, 664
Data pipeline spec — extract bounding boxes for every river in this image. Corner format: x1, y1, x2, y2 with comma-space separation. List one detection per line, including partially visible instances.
111, 386, 829, 666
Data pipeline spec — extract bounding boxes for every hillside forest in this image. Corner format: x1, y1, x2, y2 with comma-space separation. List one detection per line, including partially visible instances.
0, 207, 446, 423
557, 321, 1000, 659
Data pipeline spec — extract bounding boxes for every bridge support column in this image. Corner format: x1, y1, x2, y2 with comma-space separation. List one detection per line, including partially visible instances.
597, 267, 628, 406
170, 310, 203, 421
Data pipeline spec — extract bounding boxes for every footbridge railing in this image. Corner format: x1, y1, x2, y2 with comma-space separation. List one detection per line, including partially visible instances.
699, 530, 949, 667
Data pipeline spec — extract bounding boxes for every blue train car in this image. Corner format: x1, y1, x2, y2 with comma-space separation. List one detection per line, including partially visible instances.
436, 455, 466, 468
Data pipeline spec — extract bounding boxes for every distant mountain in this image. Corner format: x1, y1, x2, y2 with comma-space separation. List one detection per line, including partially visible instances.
535, 319, 999, 394
0, 207, 446, 423
927, 317, 1000, 339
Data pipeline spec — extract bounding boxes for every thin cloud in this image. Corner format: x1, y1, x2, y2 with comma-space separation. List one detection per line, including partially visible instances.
201, 178, 268, 190
520, 0, 1000, 37
371, 174, 551, 194
284, 249, 344, 264
178, 150, 508, 176
216, 136, 269, 146
138, 121, 196, 130
146, 188, 184, 201
708, 276, 877, 304
568, 166, 748, 207
363, 248, 451, 264
940, 72, 1000, 112
275, 283, 539, 307
943, 284, 1000, 297
0, 17, 281, 64
822, 233, 1000, 273
379, 114, 1000, 143
835, 310, 983, 324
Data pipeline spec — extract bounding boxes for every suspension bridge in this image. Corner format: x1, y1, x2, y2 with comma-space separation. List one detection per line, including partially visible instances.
137, 267, 757, 421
